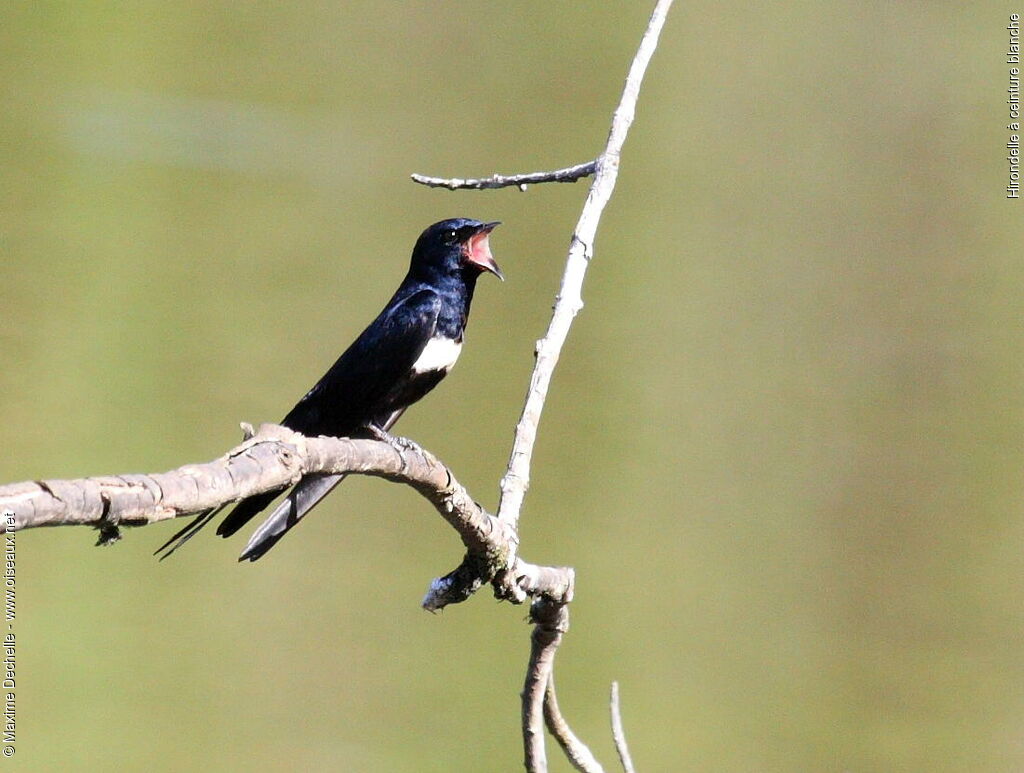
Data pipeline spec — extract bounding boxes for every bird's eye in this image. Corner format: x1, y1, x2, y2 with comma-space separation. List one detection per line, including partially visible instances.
446, 229, 458, 243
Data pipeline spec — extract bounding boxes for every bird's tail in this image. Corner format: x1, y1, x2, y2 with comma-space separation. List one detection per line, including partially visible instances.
153, 505, 225, 560
237, 473, 345, 562
154, 487, 284, 560
216, 489, 283, 538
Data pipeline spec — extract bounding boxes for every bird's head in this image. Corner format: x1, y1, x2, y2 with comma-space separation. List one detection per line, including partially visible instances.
411, 219, 503, 282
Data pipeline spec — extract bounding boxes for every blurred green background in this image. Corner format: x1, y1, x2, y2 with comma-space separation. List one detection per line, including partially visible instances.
3, 2, 1022, 771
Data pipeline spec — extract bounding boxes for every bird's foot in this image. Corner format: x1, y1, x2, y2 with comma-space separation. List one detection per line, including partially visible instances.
367, 426, 425, 456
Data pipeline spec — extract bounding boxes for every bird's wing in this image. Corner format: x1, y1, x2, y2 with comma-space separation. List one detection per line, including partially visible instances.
196, 288, 442, 560
155, 288, 442, 560
278, 287, 443, 437
226, 291, 441, 560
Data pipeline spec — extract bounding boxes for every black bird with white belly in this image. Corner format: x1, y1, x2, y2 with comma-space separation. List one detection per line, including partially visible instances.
156, 218, 502, 561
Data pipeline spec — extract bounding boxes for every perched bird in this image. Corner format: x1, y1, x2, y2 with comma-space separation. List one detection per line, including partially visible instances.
156, 218, 502, 561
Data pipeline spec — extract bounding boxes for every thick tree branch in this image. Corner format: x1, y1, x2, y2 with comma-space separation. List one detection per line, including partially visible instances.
3, 424, 467, 534
0, 423, 574, 609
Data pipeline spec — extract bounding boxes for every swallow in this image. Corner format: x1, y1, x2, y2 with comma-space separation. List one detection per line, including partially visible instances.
156, 218, 502, 561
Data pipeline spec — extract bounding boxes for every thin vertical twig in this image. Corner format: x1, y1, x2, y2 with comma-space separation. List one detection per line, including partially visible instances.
544, 674, 606, 773
497, 0, 676, 536
514, 1, 675, 769
408, 2, 675, 770
610, 682, 636, 773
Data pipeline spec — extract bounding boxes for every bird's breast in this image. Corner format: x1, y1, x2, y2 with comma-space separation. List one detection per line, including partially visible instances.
412, 336, 463, 375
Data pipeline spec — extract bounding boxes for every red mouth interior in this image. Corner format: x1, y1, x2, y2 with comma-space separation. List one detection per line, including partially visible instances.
464, 231, 494, 267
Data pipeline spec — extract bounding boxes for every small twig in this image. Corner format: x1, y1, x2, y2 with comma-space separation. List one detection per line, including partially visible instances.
410, 161, 597, 191
610, 682, 636, 773
544, 674, 605, 773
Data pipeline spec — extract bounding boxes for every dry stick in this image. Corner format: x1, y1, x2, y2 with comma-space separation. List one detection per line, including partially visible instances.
0, 420, 577, 614
545, 674, 606, 773
1, 424, 536, 590
498, 0, 675, 538
522, 598, 570, 773
610, 682, 636, 773
411, 161, 597, 191
1, 425, 477, 532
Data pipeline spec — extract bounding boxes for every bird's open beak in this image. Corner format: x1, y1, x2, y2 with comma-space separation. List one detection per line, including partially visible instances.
463, 221, 504, 281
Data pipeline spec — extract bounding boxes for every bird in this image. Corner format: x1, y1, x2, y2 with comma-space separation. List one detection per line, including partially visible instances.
155, 218, 502, 562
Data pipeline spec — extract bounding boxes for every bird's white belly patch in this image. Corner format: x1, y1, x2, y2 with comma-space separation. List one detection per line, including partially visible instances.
412, 336, 462, 374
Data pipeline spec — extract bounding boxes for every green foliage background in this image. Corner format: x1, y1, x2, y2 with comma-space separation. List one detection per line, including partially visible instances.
2, 3, 1022, 771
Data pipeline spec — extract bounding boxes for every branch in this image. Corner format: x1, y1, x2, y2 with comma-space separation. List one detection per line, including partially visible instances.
522, 597, 570, 773
1, 424, 574, 609
497, 0, 674, 538
415, 1, 675, 769
545, 674, 605, 773
2, 424, 461, 533
410, 161, 597, 191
